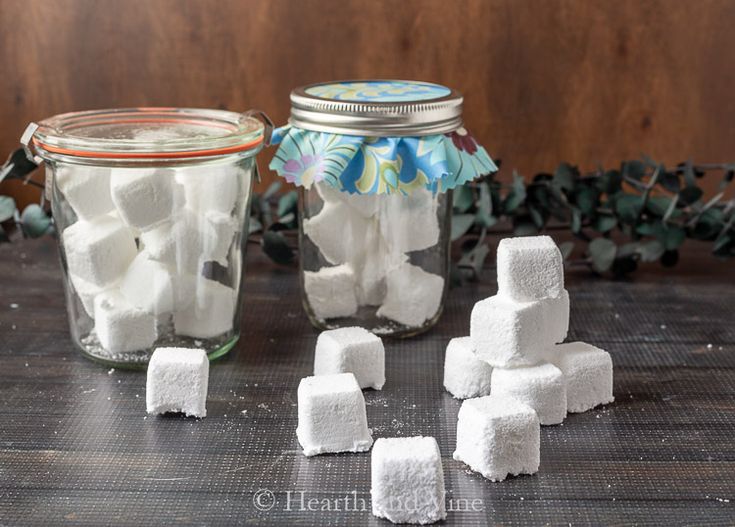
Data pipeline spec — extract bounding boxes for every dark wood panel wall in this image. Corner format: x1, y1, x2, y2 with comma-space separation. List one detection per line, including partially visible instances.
2, 0, 735, 207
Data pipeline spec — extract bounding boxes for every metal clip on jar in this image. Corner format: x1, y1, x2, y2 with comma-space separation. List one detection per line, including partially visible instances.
21, 107, 271, 366
270, 80, 498, 336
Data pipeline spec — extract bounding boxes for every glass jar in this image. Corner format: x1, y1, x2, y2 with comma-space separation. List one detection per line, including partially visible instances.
270, 80, 498, 336
21, 108, 269, 367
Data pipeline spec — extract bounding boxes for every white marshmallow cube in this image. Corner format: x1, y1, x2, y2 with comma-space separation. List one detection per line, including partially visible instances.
296, 373, 373, 456
176, 164, 243, 214
93, 291, 157, 353
314, 327, 385, 390
54, 165, 114, 220
443, 336, 493, 399
110, 168, 178, 231
203, 211, 237, 265
378, 188, 440, 254
371, 436, 446, 525
491, 363, 567, 425
303, 201, 369, 265
453, 394, 540, 482
120, 252, 175, 316
316, 181, 380, 218
141, 210, 207, 275
496, 235, 564, 302
146, 347, 209, 418
173, 278, 236, 339
69, 273, 117, 318
377, 262, 444, 328
304, 264, 358, 320
470, 295, 546, 367
63, 215, 137, 287
552, 342, 614, 413
541, 289, 570, 345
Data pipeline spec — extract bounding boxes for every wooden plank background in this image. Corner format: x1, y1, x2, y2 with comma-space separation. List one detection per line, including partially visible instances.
2, 0, 735, 208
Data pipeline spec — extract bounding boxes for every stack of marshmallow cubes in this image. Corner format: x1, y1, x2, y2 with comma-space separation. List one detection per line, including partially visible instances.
296, 327, 447, 524
303, 182, 445, 329
445, 235, 614, 482
58, 162, 247, 358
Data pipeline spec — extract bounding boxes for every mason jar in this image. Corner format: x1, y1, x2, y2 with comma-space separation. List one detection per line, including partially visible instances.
21, 108, 270, 366
270, 80, 498, 336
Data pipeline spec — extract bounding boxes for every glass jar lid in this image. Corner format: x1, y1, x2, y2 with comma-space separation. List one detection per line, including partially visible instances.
24, 107, 267, 161
289, 80, 463, 137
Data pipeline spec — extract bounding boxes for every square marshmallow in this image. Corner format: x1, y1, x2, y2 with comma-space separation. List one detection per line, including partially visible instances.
296, 373, 373, 456
173, 278, 236, 339
378, 188, 441, 254
377, 262, 444, 328
120, 252, 175, 316
453, 394, 540, 482
303, 201, 369, 265
69, 273, 117, 318
54, 165, 114, 220
491, 363, 567, 425
443, 336, 493, 400
141, 210, 208, 275
314, 327, 385, 390
94, 291, 157, 353
176, 164, 244, 214
111, 168, 180, 231
371, 436, 446, 525
63, 215, 137, 287
203, 211, 238, 266
552, 342, 614, 413
542, 289, 570, 345
496, 235, 564, 302
304, 264, 358, 320
146, 347, 209, 418
470, 295, 546, 367
316, 181, 380, 218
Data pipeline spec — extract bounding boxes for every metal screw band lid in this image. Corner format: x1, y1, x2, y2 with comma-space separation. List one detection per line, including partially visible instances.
289, 80, 463, 137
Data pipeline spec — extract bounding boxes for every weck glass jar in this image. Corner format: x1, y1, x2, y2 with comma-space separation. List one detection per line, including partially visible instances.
21, 108, 270, 366
270, 80, 498, 336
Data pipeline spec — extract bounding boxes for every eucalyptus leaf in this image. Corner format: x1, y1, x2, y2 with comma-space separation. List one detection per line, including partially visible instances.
622, 160, 646, 180
453, 185, 474, 213
261, 230, 293, 264
638, 240, 665, 262
513, 221, 537, 236
262, 181, 282, 200
575, 187, 597, 215
0, 196, 16, 222
646, 196, 674, 216
679, 186, 703, 205
571, 208, 582, 234
20, 204, 51, 238
662, 226, 686, 251
451, 214, 475, 241
277, 190, 298, 218
248, 216, 263, 234
615, 194, 642, 224
588, 237, 617, 272
553, 163, 576, 192
503, 172, 527, 213
593, 215, 617, 233
558, 241, 575, 260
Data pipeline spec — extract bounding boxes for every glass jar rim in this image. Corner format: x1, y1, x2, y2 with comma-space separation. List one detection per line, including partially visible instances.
28, 107, 266, 161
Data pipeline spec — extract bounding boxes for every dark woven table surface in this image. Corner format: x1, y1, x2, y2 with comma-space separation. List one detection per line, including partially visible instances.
1, 238, 733, 526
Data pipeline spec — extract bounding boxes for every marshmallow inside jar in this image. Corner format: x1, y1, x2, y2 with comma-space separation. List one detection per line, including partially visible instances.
270, 79, 498, 336
25, 107, 268, 366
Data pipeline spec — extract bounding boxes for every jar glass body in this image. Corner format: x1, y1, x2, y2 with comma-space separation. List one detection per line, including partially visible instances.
298, 181, 451, 336
49, 154, 256, 367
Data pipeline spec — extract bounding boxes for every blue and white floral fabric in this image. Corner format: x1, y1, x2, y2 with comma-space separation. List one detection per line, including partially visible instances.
269, 125, 498, 196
